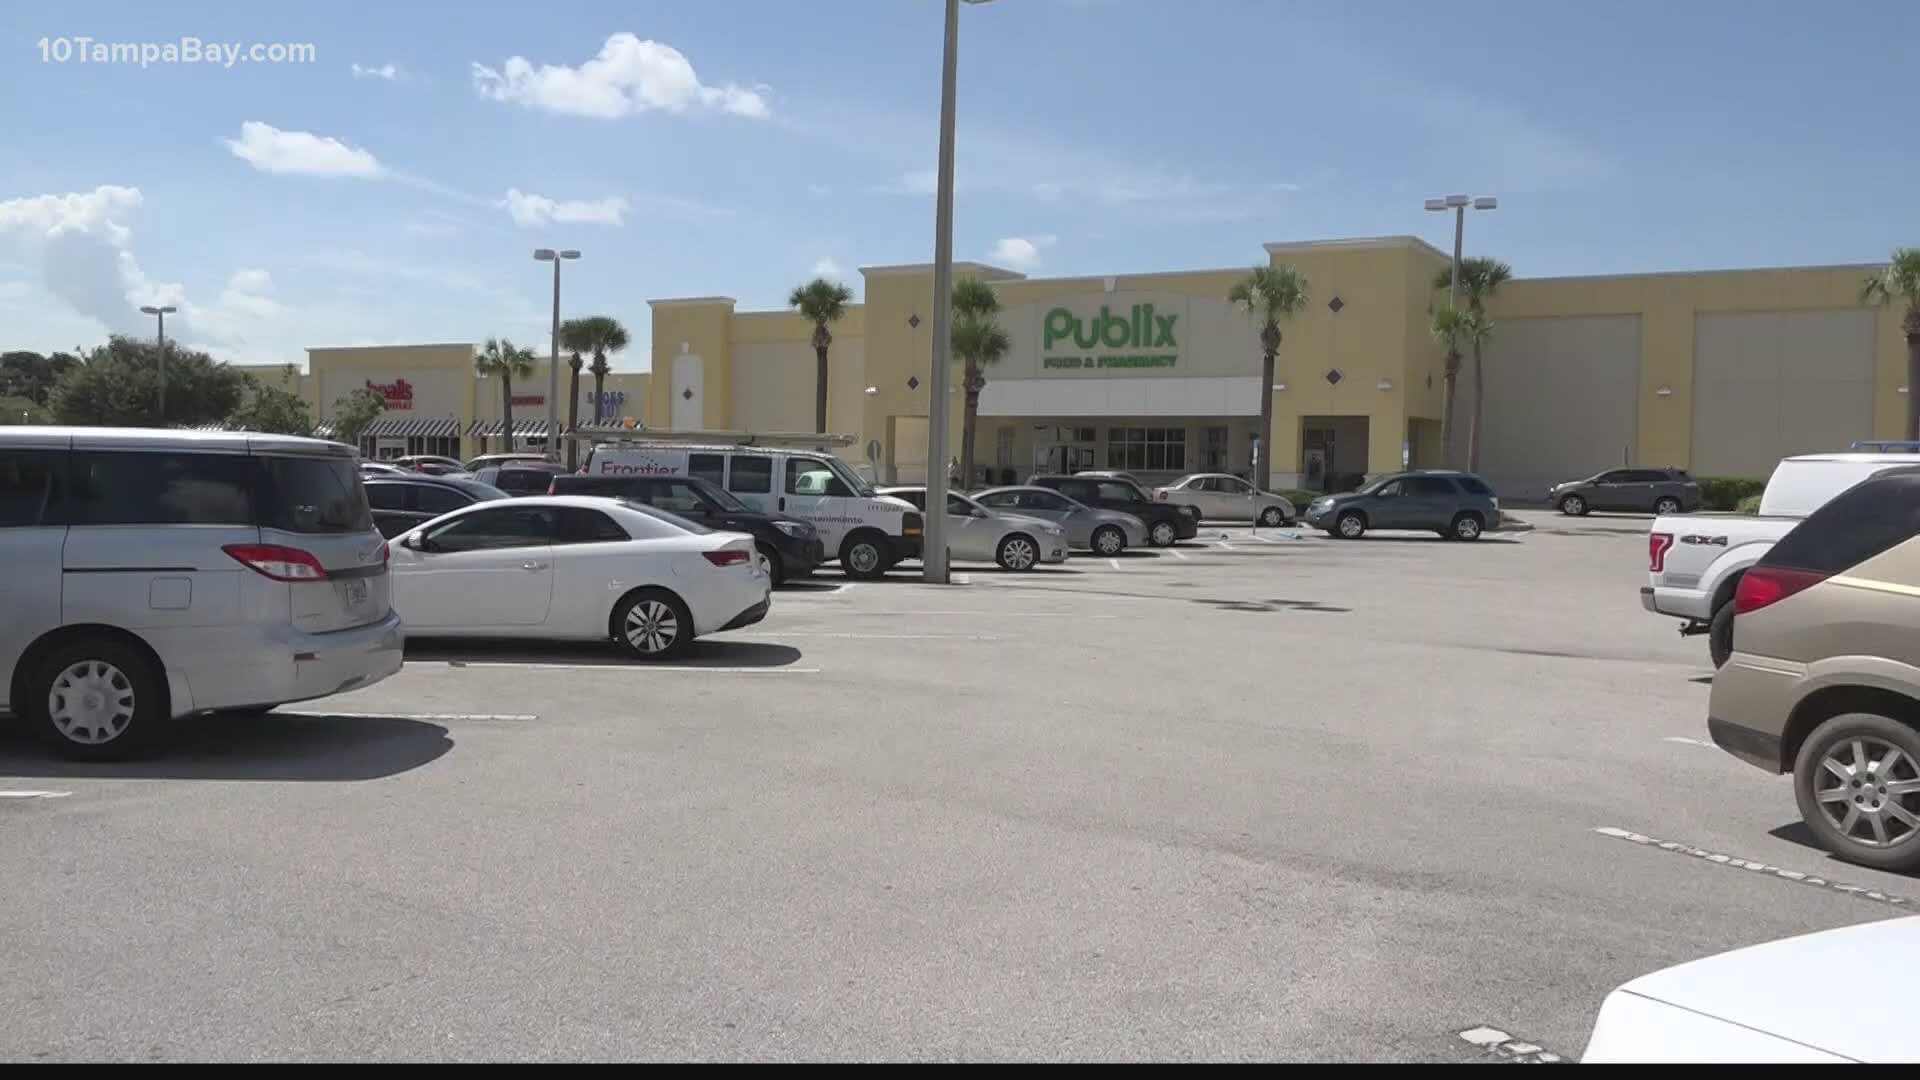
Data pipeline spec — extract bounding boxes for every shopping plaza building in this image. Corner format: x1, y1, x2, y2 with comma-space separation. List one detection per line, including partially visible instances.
293, 235, 1910, 494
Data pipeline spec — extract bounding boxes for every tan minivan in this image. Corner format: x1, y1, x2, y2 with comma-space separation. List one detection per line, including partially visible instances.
1709, 465, 1920, 871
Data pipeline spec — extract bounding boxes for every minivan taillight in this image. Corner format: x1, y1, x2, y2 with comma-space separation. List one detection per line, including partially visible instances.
1648, 532, 1674, 573
1734, 566, 1827, 614
223, 544, 328, 582
547, 479, 559, 495
703, 549, 752, 567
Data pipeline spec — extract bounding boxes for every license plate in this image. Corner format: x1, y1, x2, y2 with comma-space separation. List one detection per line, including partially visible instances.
343, 579, 369, 606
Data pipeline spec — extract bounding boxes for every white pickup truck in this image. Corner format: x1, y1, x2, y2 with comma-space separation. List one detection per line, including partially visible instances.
1643, 451, 1920, 667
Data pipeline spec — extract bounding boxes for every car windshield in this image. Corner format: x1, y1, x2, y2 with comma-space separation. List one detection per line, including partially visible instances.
690, 478, 749, 512
1355, 475, 1402, 496
819, 456, 876, 498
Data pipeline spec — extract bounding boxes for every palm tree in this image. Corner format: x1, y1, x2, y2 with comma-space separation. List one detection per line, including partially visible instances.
1433, 256, 1512, 472
563, 316, 630, 430
474, 337, 536, 452
1226, 265, 1310, 491
1430, 304, 1488, 467
559, 318, 592, 468
1863, 249, 1920, 439
789, 278, 853, 434
950, 277, 1009, 490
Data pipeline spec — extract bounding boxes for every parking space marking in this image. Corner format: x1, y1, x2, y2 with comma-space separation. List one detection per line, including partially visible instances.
276, 710, 539, 722
429, 662, 822, 674
1107, 558, 1123, 570
1457, 1026, 1567, 1063
1594, 826, 1915, 906
838, 610, 1119, 618
772, 631, 997, 641
1662, 736, 1716, 748
0, 790, 72, 800
1166, 548, 1189, 560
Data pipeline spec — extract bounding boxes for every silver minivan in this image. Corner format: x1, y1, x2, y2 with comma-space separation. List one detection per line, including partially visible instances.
0, 428, 404, 759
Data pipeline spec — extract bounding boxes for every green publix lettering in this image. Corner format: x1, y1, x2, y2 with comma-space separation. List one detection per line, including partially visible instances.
1043, 304, 1178, 351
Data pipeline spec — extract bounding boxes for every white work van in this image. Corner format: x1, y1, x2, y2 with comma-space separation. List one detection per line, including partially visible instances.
581, 442, 924, 579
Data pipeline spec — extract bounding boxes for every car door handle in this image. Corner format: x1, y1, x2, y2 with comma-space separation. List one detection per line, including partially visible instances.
778, 497, 786, 511
521, 561, 548, 571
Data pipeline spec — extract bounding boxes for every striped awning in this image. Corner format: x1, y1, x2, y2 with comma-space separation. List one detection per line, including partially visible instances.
364, 415, 464, 439
311, 418, 338, 439
467, 417, 554, 438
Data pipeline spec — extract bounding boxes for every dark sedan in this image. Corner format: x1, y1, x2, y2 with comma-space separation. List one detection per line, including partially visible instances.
1028, 473, 1199, 546
473, 462, 570, 496
363, 474, 507, 538
548, 473, 826, 586
1548, 467, 1700, 516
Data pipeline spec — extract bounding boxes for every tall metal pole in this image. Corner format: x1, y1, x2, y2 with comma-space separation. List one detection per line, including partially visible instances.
923, 0, 960, 584
547, 257, 561, 459
1449, 205, 1465, 312
155, 310, 168, 420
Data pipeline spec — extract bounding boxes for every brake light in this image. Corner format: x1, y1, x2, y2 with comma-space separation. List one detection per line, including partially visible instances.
1648, 532, 1674, 572
703, 549, 753, 567
1734, 566, 1827, 614
547, 479, 558, 495
223, 544, 328, 582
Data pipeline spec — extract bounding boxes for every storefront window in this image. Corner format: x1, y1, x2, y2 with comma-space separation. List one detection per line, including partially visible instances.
1106, 427, 1186, 471
1203, 426, 1229, 471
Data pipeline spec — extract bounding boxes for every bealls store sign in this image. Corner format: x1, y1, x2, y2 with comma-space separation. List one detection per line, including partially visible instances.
1041, 304, 1178, 370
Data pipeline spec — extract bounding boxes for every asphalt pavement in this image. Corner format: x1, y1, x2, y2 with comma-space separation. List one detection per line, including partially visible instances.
1, 509, 1904, 1061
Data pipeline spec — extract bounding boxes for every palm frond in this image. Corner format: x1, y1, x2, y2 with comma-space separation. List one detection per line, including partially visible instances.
1863, 249, 1920, 307
1227, 264, 1310, 321
790, 278, 853, 324
951, 276, 1000, 320
951, 314, 1010, 368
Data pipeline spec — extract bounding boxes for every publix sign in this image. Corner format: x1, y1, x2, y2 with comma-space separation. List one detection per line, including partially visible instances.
1040, 303, 1178, 371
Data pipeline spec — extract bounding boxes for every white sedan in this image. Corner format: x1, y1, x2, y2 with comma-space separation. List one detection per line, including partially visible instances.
1152, 473, 1296, 526
877, 486, 1069, 571
388, 496, 770, 660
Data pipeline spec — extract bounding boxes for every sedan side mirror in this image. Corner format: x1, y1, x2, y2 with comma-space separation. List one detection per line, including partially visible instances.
401, 532, 429, 552
970, 507, 990, 518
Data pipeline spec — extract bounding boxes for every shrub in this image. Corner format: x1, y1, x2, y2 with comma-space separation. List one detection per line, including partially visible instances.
1735, 493, 1763, 514
1697, 476, 1766, 511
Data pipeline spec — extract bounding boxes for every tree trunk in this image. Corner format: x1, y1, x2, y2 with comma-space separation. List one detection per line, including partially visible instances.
1439, 351, 1460, 469
959, 375, 980, 494
814, 345, 830, 435
500, 375, 514, 454
1907, 329, 1920, 441
566, 363, 581, 470
1256, 349, 1276, 491
591, 368, 606, 426
1467, 341, 1485, 473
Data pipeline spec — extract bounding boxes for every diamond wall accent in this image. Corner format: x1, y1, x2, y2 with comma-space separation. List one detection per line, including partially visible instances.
1327, 296, 1346, 314
907, 376, 920, 390
1324, 369, 1344, 386
681, 388, 694, 401
907, 314, 921, 329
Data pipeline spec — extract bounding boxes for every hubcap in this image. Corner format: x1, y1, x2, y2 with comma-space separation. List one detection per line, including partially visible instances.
1814, 736, 1920, 848
48, 660, 135, 745
1262, 508, 1283, 526
1004, 538, 1035, 569
1657, 499, 1679, 514
1458, 518, 1480, 538
1339, 516, 1362, 537
848, 543, 880, 574
1096, 530, 1121, 554
624, 600, 679, 655
1565, 497, 1583, 514
1152, 523, 1174, 545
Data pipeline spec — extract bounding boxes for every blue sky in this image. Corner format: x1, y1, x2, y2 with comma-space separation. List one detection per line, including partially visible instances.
0, 0, 1912, 370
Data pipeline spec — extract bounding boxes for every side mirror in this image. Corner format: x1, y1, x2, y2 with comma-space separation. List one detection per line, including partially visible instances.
402, 533, 429, 552
970, 507, 990, 518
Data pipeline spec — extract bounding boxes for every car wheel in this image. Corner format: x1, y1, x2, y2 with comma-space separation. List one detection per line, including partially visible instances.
755, 543, 786, 587
839, 532, 889, 580
1259, 506, 1286, 527
996, 533, 1040, 572
25, 636, 166, 760
1149, 521, 1177, 547
1450, 512, 1484, 541
1794, 713, 1920, 873
613, 588, 694, 661
1091, 525, 1126, 556
1708, 600, 1735, 669
1559, 494, 1587, 516
1654, 496, 1682, 516
1335, 511, 1366, 540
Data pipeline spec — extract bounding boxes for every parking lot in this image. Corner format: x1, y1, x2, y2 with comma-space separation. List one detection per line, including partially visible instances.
1, 508, 1908, 1061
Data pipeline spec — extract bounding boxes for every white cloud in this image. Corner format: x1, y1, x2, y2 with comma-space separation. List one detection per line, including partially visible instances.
472, 32, 770, 120
989, 235, 1056, 271
811, 256, 847, 281
224, 121, 384, 178
499, 188, 630, 228
351, 62, 400, 80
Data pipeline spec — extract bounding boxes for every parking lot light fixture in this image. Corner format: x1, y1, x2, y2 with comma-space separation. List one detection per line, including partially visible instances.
534, 249, 581, 458
139, 303, 178, 422
1425, 193, 1497, 312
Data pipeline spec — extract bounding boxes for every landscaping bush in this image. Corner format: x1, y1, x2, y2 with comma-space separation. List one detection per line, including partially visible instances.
1735, 493, 1762, 514
1697, 476, 1766, 511
1272, 489, 1325, 508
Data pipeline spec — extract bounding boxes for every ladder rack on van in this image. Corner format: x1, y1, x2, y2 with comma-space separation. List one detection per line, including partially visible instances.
567, 426, 857, 449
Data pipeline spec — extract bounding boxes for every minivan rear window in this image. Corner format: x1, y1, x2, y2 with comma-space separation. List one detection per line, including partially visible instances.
261, 455, 373, 534
1761, 467, 1920, 576
0, 449, 59, 527
68, 451, 255, 526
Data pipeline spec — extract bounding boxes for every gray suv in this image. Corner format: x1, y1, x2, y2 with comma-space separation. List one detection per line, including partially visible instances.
1549, 467, 1700, 516
1302, 470, 1500, 541
1, 428, 404, 759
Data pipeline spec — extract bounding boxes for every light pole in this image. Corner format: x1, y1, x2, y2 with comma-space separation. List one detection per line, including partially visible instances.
1424, 194, 1497, 311
534, 248, 580, 459
923, 0, 992, 584
139, 304, 177, 422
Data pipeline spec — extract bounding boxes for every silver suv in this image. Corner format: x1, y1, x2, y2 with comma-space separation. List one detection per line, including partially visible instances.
1, 428, 404, 759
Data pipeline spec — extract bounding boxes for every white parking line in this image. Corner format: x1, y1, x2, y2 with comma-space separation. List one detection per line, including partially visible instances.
772, 632, 996, 641
1593, 826, 1914, 906
0, 790, 72, 800
1662, 736, 1716, 748
1167, 548, 1189, 560
277, 710, 538, 722
1107, 558, 1123, 570
1213, 539, 1234, 550
432, 662, 822, 674
841, 610, 1118, 618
